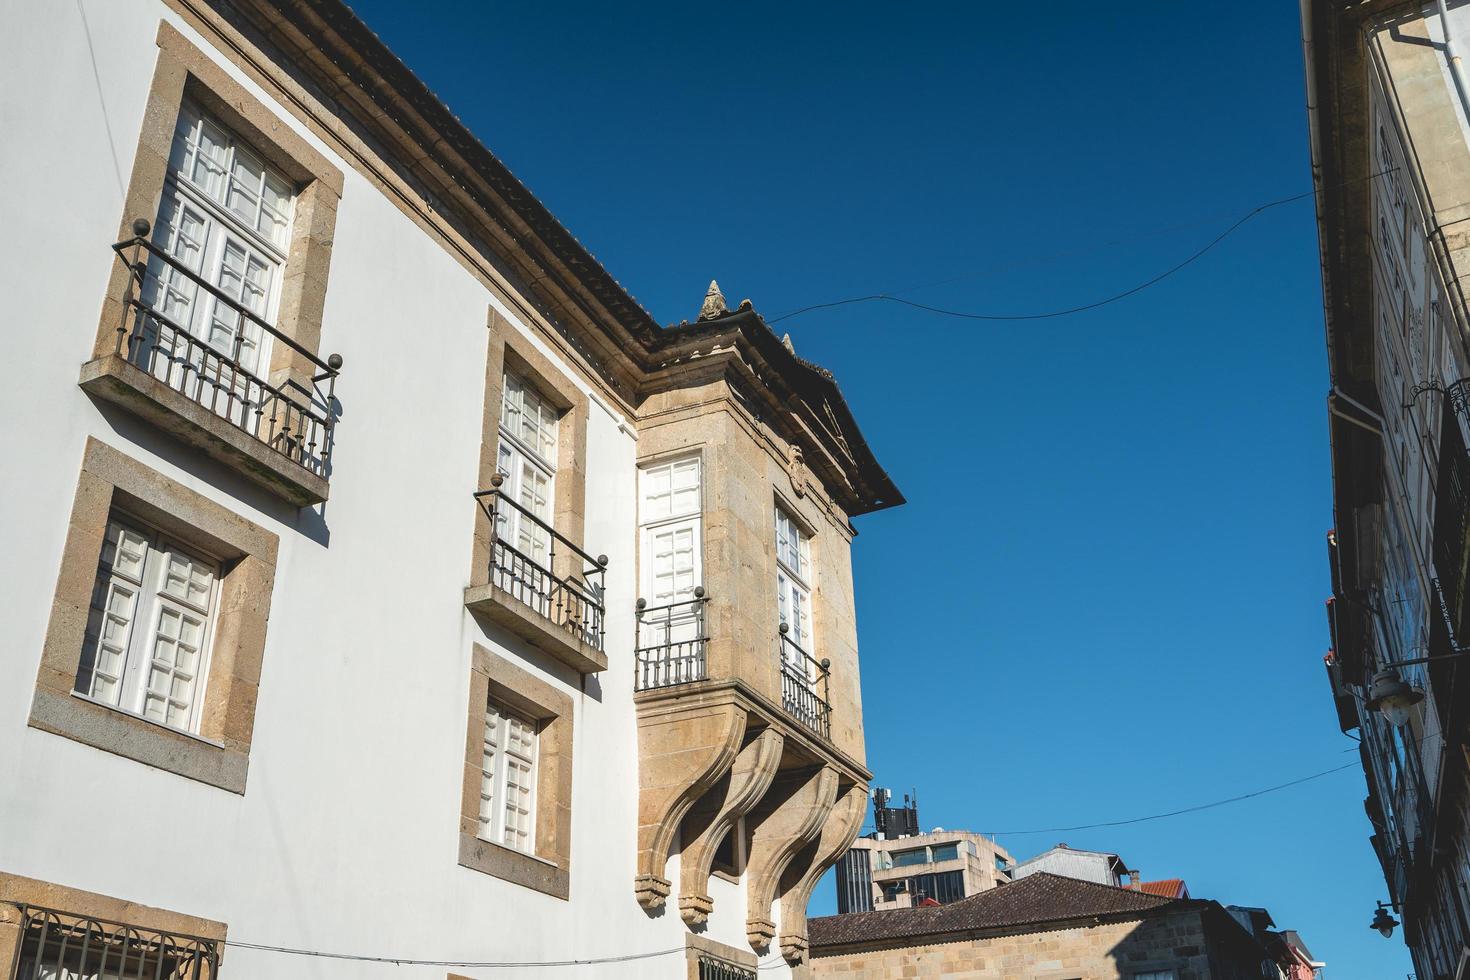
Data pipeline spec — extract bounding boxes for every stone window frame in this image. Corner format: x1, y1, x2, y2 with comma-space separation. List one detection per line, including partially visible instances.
83, 21, 344, 504
0, 872, 227, 973
458, 645, 574, 900
29, 437, 278, 794
467, 307, 603, 673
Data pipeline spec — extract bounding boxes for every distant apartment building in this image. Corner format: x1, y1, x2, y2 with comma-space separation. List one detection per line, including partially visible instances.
1303, 1, 1470, 975
833, 790, 1012, 913
0, 2, 903, 978
842, 831, 1014, 911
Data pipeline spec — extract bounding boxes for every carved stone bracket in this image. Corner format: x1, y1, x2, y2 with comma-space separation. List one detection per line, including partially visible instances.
777, 782, 869, 963
678, 727, 785, 925
635, 700, 746, 908
744, 765, 839, 951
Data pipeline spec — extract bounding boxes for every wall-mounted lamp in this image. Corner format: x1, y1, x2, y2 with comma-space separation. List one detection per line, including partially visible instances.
1370, 901, 1400, 939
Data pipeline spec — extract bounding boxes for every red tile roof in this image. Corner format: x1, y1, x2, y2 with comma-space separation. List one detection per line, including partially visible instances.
1138, 879, 1189, 899
809, 873, 1180, 950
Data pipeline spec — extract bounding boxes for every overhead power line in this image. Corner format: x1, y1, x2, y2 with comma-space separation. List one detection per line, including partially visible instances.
768, 170, 1396, 326
980, 762, 1360, 838
217, 939, 687, 969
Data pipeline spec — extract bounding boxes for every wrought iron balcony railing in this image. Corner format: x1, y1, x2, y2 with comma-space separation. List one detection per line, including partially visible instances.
475, 477, 607, 650
778, 624, 831, 739
634, 589, 709, 691
111, 222, 340, 475
12, 904, 220, 979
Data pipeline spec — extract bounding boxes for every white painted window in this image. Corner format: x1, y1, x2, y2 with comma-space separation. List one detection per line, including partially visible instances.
478, 699, 538, 854
145, 102, 294, 422
775, 505, 814, 671
496, 372, 559, 569
640, 457, 702, 602
74, 514, 219, 733
638, 457, 703, 652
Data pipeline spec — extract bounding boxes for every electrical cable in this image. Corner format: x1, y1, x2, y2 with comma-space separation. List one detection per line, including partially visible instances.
767, 169, 1396, 326
215, 939, 688, 969
977, 762, 1360, 838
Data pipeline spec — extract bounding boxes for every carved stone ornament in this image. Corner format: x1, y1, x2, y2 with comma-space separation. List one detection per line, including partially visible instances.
698, 280, 728, 321
788, 445, 807, 498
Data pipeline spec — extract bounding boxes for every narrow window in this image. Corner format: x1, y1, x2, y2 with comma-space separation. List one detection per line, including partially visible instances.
775, 505, 813, 665
74, 513, 219, 733
141, 102, 295, 429
479, 698, 539, 854
496, 371, 559, 570
636, 457, 704, 687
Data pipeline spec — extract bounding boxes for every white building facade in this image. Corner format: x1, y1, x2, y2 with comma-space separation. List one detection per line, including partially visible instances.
0, 2, 901, 978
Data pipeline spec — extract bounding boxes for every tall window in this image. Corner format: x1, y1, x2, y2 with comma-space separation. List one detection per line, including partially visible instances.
775, 506, 813, 665
74, 514, 218, 733
640, 457, 702, 606
478, 698, 538, 854
497, 371, 559, 569
146, 102, 294, 418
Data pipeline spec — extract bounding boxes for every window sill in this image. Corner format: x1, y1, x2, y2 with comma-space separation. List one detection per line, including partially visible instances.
69, 691, 227, 749
28, 684, 247, 793
464, 582, 608, 675
458, 832, 570, 900
79, 354, 330, 507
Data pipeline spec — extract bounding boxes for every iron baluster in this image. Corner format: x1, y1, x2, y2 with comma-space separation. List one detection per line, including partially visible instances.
474, 478, 607, 651
634, 590, 709, 690
110, 222, 342, 476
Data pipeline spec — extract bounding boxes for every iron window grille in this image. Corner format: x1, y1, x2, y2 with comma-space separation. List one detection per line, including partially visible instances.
475, 477, 607, 650
634, 590, 709, 690
778, 624, 831, 739
697, 955, 756, 980
9, 904, 220, 979
111, 226, 341, 476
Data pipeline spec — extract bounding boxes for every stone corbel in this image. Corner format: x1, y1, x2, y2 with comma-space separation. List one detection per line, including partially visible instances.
678, 727, 785, 925
744, 765, 839, 950
777, 782, 869, 963
635, 701, 746, 909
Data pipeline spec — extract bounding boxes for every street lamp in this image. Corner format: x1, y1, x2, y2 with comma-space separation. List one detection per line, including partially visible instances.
1365, 668, 1426, 729
1370, 901, 1400, 939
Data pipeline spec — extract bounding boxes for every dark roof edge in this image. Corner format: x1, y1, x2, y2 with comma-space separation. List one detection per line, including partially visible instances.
258, 0, 900, 514
656, 310, 904, 515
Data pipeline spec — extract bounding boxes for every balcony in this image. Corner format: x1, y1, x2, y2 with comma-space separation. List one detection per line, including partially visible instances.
80, 228, 341, 506
779, 625, 832, 740
635, 590, 710, 690
13, 904, 220, 979
465, 478, 608, 674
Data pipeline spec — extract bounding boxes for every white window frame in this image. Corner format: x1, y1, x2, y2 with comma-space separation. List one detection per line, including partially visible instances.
478, 698, 539, 855
638, 456, 703, 604
496, 371, 560, 571
775, 504, 814, 680
75, 512, 221, 735
148, 101, 295, 392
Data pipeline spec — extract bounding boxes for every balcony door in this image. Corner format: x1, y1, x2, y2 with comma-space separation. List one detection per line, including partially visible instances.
495, 372, 559, 612
141, 102, 293, 430
638, 457, 703, 685
775, 506, 815, 685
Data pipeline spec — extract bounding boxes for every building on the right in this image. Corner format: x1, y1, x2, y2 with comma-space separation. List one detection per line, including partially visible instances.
1303, 1, 1470, 976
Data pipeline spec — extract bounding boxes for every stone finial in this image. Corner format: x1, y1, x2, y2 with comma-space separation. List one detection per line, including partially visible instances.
781, 332, 796, 355
698, 280, 728, 321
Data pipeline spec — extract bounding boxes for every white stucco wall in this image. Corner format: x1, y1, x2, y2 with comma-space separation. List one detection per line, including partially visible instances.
0, 2, 792, 976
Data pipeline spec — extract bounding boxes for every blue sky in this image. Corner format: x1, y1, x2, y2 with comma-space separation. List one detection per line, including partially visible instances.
344, 1, 1409, 974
